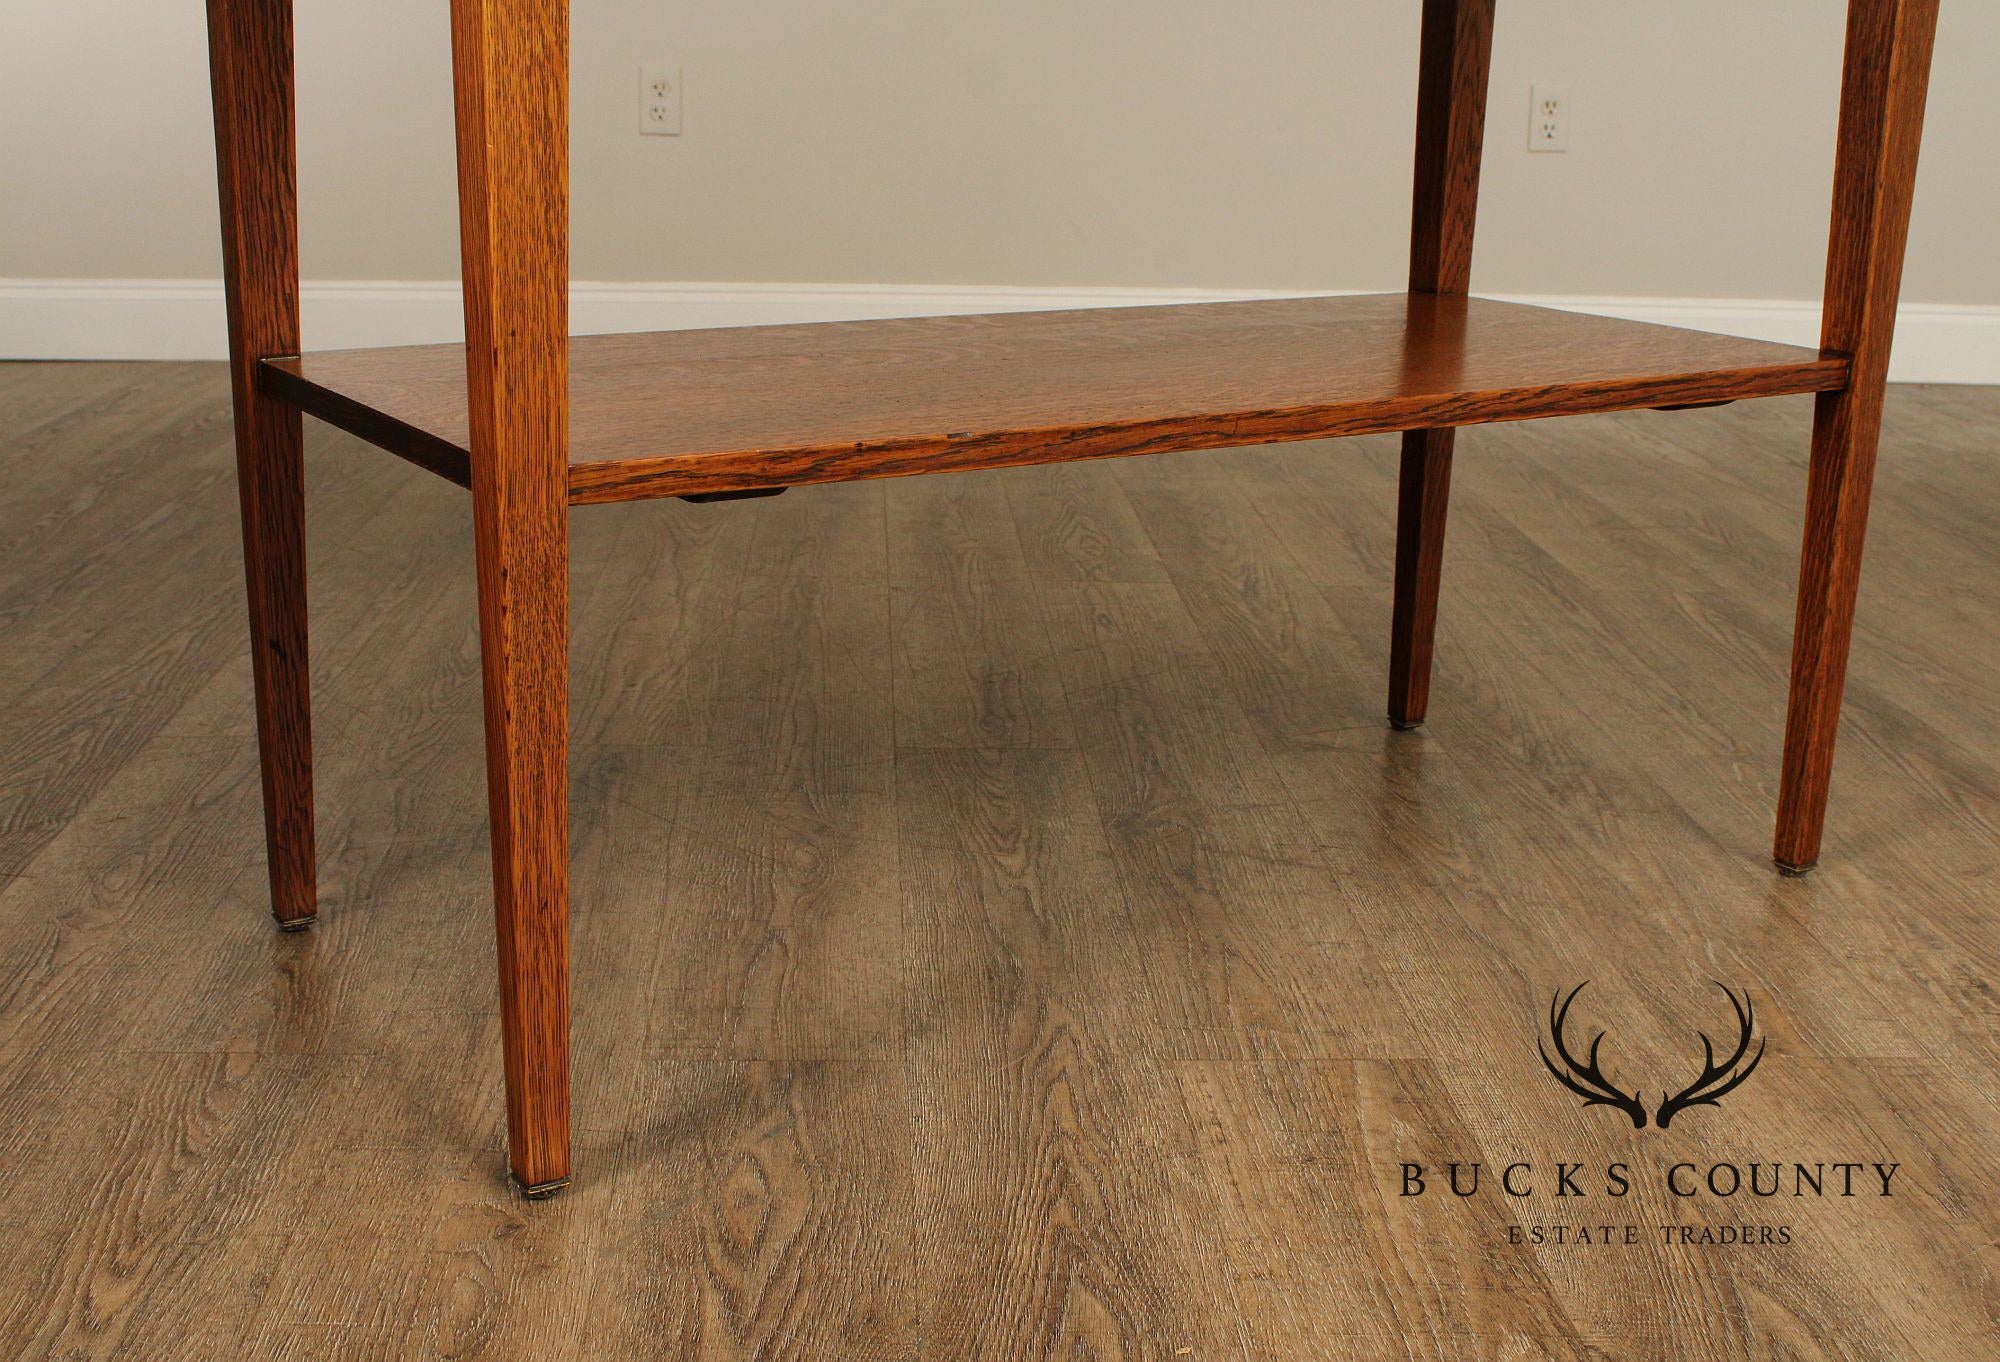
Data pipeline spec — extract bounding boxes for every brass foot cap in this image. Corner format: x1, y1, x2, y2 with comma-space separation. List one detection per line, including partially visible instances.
514, 1175, 571, 1201
1774, 859, 1816, 878
1388, 718, 1426, 732
275, 914, 318, 933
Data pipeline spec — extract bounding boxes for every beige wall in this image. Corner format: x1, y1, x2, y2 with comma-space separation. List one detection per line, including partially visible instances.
3, 2, 1994, 303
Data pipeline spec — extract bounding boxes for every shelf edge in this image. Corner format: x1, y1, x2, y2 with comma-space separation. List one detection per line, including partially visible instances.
565, 357, 1850, 506
258, 358, 473, 490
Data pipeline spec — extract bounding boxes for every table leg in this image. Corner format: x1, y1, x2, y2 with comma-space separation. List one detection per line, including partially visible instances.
205, 0, 316, 930
1389, 0, 1495, 730
1775, 0, 1938, 873
450, 0, 574, 1194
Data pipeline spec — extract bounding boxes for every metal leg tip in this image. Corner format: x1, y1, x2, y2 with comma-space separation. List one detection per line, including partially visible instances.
275, 914, 318, 933
1388, 717, 1426, 732
1774, 858, 1816, 879
515, 1175, 571, 1201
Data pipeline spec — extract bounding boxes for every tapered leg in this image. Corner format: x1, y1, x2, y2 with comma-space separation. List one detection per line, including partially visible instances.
1389, 429, 1456, 728
205, 0, 315, 930
450, 0, 573, 1194
1775, 397, 1883, 874
1388, 0, 1494, 730
1774, 0, 1938, 873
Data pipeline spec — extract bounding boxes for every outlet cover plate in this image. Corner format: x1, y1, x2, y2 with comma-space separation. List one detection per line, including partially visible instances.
1529, 84, 1568, 153
641, 65, 683, 137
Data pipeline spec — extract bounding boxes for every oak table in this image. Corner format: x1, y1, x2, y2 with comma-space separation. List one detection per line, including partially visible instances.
203, 0, 1940, 1196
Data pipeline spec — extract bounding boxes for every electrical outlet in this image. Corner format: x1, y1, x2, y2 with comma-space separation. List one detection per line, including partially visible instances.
1529, 84, 1568, 153
640, 65, 683, 137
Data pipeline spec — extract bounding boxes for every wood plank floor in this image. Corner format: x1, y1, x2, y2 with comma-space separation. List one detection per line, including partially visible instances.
0, 360, 1994, 1360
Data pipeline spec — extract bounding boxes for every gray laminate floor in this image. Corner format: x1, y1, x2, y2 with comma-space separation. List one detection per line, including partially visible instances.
0, 361, 1994, 1359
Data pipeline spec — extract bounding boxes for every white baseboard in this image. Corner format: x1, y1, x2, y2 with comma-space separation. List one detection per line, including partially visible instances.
3, 277, 1996, 385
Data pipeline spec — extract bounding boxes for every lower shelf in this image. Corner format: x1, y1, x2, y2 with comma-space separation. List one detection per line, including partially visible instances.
258, 293, 1848, 506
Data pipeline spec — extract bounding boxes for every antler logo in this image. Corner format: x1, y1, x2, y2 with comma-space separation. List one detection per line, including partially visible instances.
1538, 982, 1650, 1128
1654, 983, 1765, 1129
1538, 982, 1765, 1131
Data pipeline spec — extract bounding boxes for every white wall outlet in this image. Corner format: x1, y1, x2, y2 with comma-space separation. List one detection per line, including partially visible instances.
640, 65, 683, 137
1529, 84, 1568, 153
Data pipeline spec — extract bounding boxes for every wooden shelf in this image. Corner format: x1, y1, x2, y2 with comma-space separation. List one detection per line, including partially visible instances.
260, 293, 1848, 506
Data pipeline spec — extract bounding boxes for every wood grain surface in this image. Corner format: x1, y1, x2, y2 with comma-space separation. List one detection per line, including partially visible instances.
258, 294, 1849, 504
205, 0, 317, 928
448, 0, 574, 1194
2, 361, 1996, 1360
1390, 0, 1496, 730
1774, 0, 1939, 872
